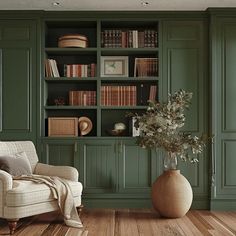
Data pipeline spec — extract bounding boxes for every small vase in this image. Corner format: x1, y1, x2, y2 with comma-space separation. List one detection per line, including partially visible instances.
163, 152, 178, 170
151, 152, 193, 218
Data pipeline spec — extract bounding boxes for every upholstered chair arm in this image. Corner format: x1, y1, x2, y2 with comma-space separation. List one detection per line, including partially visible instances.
0, 170, 13, 216
0, 170, 13, 192
34, 163, 79, 181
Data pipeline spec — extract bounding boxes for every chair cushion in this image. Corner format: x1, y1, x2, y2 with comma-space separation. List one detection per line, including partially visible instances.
0, 141, 39, 172
6, 179, 83, 207
0, 152, 32, 176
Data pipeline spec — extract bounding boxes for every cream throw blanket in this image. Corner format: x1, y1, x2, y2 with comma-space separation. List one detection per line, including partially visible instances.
13, 174, 83, 228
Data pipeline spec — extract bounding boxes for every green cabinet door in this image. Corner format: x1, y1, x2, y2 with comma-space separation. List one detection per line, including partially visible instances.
0, 20, 37, 142
78, 139, 117, 194
211, 16, 236, 210
78, 138, 158, 207
163, 20, 209, 209
42, 140, 78, 167
118, 139, 158, 195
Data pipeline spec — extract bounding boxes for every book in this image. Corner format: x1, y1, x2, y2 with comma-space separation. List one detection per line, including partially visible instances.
69, 91, 96, 106
100, 85, 137, 106
148, 85, 157, 102
63, 63, 96, 77
45, 59, 60, 77
101, 28, 158, 48
134, 58, 158, 77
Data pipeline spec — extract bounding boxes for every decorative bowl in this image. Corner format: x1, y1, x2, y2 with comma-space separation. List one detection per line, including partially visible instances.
106, 129, 125, 136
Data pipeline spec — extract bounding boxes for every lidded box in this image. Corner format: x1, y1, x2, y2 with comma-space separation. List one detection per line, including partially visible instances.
58, 34, 88, 48
48, 117, 78, 137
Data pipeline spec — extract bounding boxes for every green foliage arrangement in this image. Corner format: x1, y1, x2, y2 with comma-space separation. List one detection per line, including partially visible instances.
133, 89, 206, 163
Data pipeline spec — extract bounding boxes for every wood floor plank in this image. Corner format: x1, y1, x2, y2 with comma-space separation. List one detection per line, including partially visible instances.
0, 209, 236, 236
40, 212, 64, 236
77, 208, 98, 236
65, 227, 88, 236
186, 210, 212, 235
131, 209, 157, 236
149, 209, 186, 236
80, 208, 115, 236
115, 208, 139, 236
175, 217, 197, 236
13, 215, 41, 236
199, 212, 235, 236
211, 211, 236, 233
14, 212, 60, 236
165, 218, 185, 236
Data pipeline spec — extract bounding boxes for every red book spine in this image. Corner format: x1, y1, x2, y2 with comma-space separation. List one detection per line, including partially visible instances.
109, 86, 112, 106
118, 86, 120, 106
91, 63, 96, 77
69, 91, 73, 105
101, 86, 104, 105
134, 86, 137, 105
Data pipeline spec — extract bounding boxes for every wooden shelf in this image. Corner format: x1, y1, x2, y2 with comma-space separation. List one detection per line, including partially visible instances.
45, 105, 98, 110
101, 47, 158, 56
43, 19, 159, 139
45, 47, 97, 55
100, 77, 158, 81
101, 106, 148, 110
45, 77, 98, 81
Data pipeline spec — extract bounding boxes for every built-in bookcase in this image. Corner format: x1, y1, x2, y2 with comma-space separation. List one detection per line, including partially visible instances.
42, 19, 159, 137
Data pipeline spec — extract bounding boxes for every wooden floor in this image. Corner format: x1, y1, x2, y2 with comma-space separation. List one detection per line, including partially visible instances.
0, 209, 236, 236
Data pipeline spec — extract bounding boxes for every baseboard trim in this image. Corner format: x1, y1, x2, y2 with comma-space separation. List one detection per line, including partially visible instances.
211, 199, 236, 210
83, 198, 152, 208
191, 198, 209, 210
83, 198, 209, 209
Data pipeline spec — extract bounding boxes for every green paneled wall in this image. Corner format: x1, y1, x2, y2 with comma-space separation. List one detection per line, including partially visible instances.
0, 20, 37, 142
5, 10, 236, 209
163, 20, 209, 208
211, 16, 236, 209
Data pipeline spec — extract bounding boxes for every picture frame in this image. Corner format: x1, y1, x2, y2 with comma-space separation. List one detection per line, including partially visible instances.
101, 56, 129, 77
131, 117, 140, 137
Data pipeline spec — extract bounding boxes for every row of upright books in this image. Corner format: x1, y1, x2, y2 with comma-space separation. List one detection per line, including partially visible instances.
69, 91, 96, 106
65, 85, 157, 107
101, 86, 137, 106
64, 63, 96, 77
45, 59, 60, 77
101, 29, 158, 48
134, 58, 158, 77
45, 59, 96, 78
45, 58, 158, 78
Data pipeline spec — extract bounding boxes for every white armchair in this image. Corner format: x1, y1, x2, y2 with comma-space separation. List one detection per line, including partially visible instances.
0, 141, 83, 234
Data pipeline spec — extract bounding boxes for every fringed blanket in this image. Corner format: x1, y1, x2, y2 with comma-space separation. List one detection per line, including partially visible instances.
13, 174, 83, 228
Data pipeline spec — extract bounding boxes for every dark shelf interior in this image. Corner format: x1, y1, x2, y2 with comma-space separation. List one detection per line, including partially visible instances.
45, 81, 97, 106
45, 22, 97, 48
45, 109, 97, 137
101, 109, 145, 137
42, 19, 159, 138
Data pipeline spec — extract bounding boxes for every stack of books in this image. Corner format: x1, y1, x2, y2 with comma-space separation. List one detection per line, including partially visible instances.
69, 91, 96, 106
134, 58, 158, 77
45, 59, 60, 77
101, 29, 158, 48
45, 60, 96, 78
101, 85, 137, 106
64, 63, 96, 77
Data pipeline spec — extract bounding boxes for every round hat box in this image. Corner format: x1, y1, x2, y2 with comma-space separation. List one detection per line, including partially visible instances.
58, 34, 88, 48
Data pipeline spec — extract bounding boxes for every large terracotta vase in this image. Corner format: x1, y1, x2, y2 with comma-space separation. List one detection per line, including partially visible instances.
152, 153, 193, 218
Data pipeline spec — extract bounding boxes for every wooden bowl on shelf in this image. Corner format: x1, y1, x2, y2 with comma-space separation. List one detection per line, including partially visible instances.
106, 129, 125, 136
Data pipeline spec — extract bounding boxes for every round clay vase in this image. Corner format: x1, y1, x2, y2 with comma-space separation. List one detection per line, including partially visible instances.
152, 170, 193, 218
